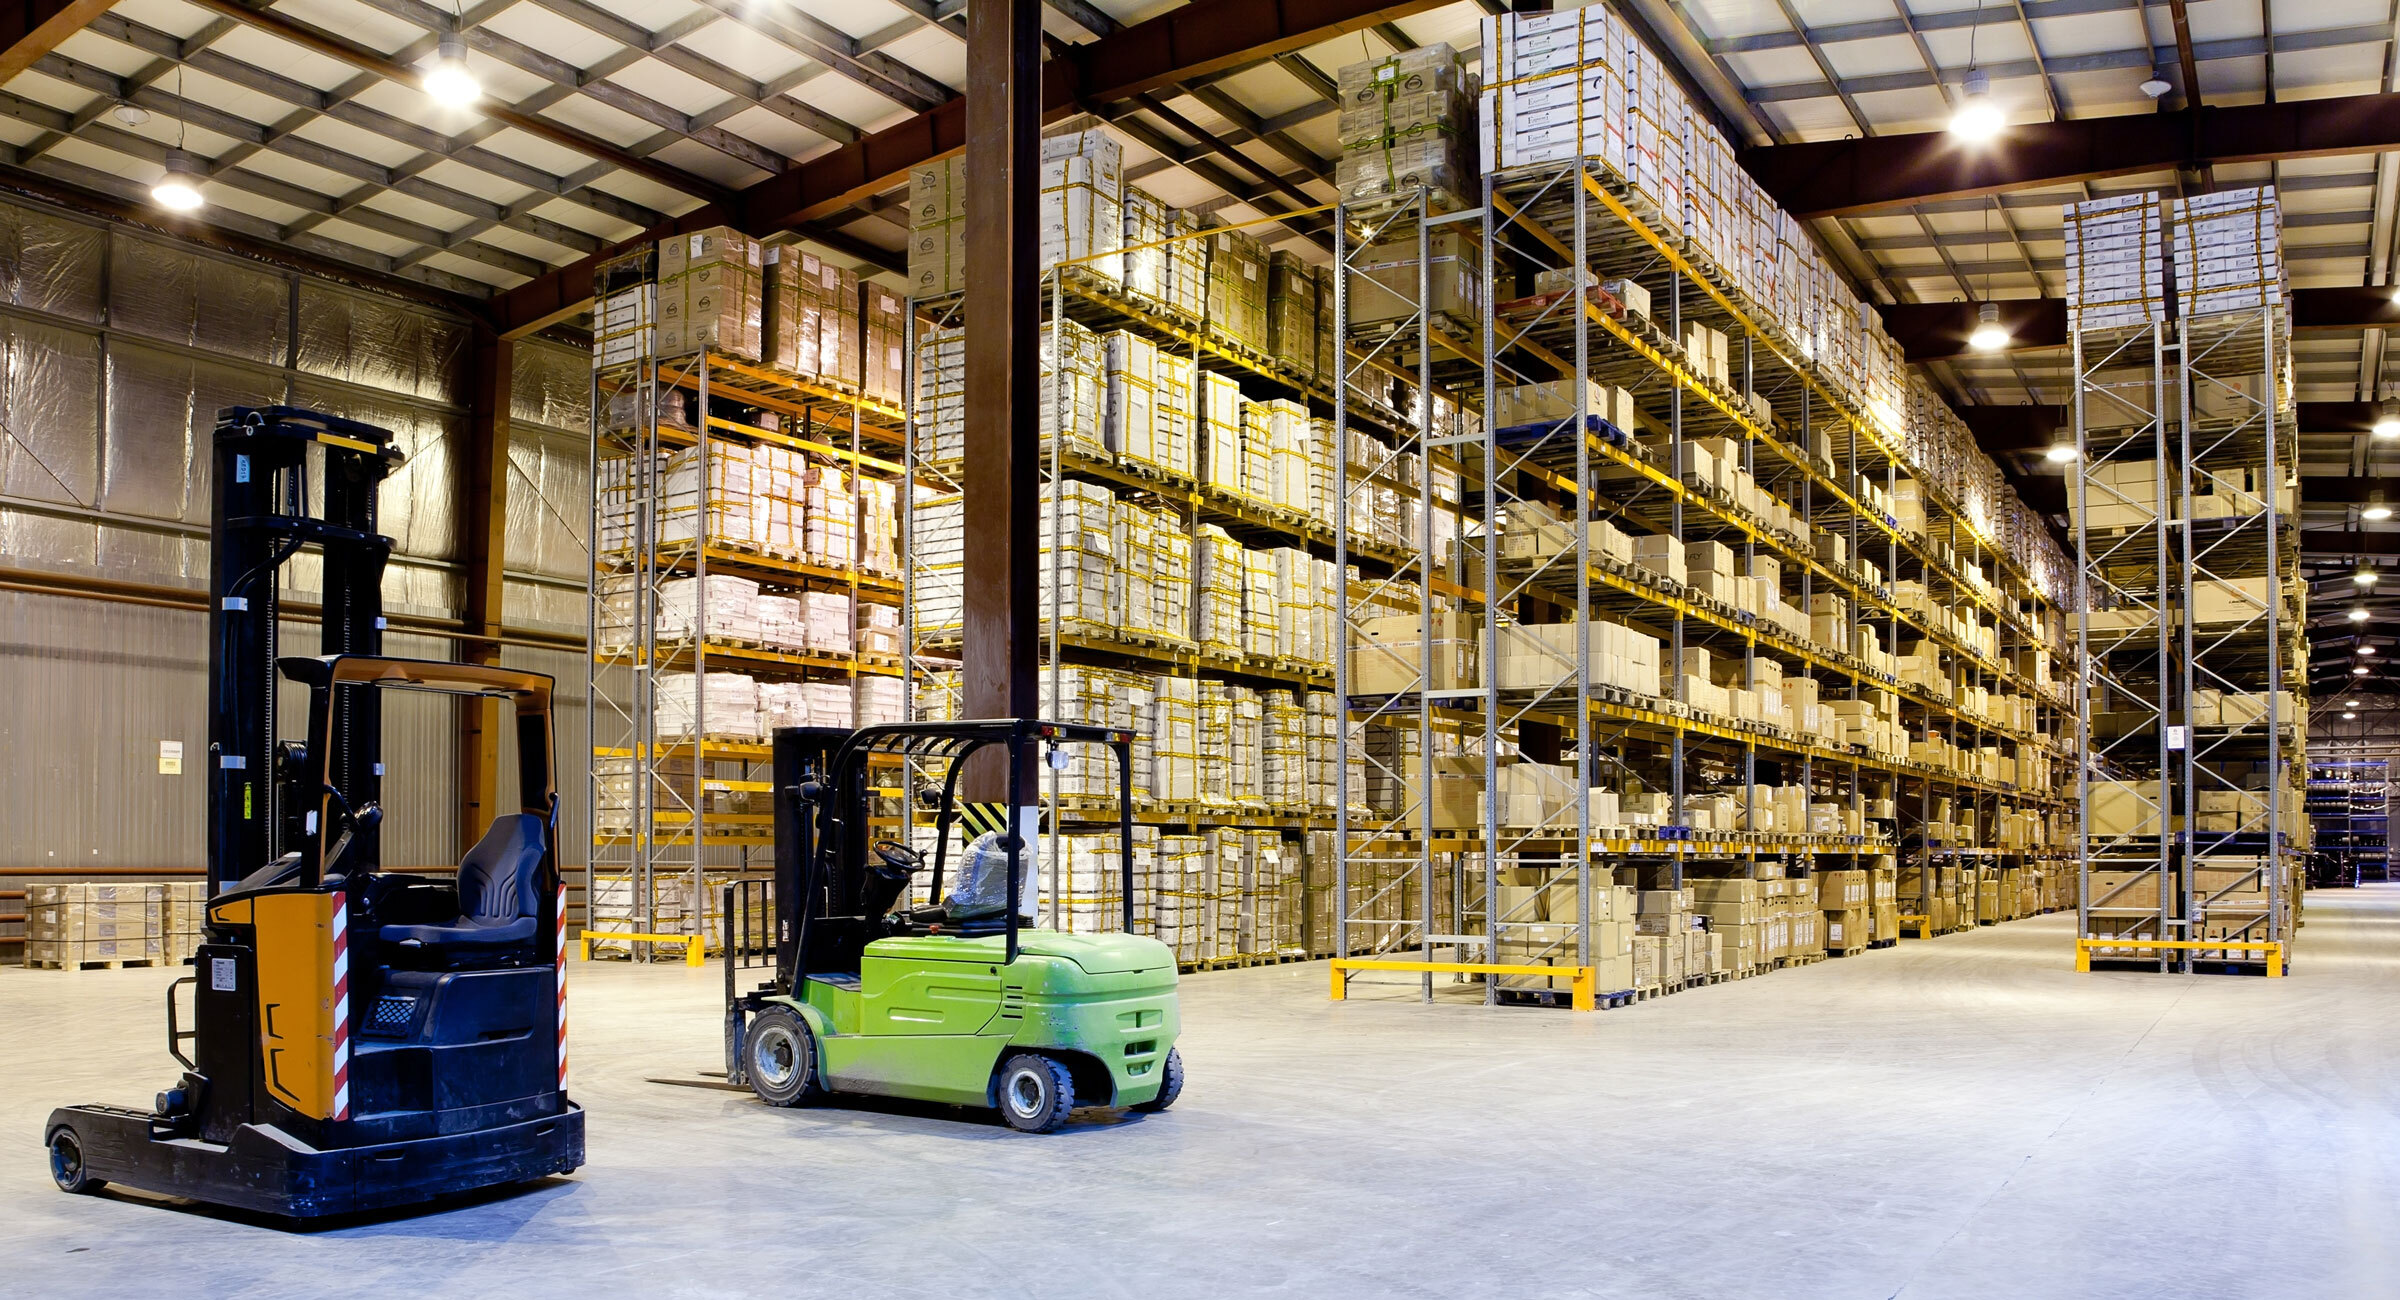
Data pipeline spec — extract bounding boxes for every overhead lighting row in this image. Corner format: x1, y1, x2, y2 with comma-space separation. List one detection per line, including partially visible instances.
152, 33, 479, 214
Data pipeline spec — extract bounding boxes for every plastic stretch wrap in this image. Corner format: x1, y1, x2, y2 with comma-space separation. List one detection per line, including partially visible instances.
290, 380, 461, 563
948, 829, 1038, 922
386, 559, 461, 619
93, 527, 195, 583
296, 282, 469, 404
511, 338, 590, 432
0, 201, 103, 322
504, 577, 586, 633
107, 232, 289, 364
0, 506, 97, 571
3, 315, 100, 506
506, 427, 590, 580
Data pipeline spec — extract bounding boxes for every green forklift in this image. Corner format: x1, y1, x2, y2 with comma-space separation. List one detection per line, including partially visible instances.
723, 719, 1183, 1133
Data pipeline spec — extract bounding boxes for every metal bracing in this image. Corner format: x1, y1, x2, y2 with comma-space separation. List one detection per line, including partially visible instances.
2175, 299, 2302, 960
1477, 163, 1602, 998
2073, 322, 2175, 961
1335, 191, 1448, 990
589, 353, 661, 944
2075, 282, 2303, 971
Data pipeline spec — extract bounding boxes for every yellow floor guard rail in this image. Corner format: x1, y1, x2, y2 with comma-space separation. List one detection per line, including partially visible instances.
1897, 913, 1934, 936
578, 929, 706, 966
1330, 958, 1598, 1011
2075, 937, 2284, 977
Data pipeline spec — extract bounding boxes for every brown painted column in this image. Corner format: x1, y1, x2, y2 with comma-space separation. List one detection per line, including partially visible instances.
458, 327, 513, 849
961, 0, 1042, 791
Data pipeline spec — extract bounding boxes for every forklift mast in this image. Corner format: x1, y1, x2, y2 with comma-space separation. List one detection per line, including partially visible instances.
770, 726, 853, 986
206, 406, 402, 895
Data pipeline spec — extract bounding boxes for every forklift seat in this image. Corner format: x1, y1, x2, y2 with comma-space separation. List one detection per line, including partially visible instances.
380, 813, 545, 950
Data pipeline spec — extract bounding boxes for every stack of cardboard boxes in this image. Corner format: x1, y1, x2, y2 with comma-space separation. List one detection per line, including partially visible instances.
658, 226, 763, 360
1818, 868, 1869, 953
1480, 6, 1627, 176
25, 884, 165, 969
1346, 227, 1480, 340
906, 155, 967, 298
2170, 186, 2286, 321
2063, 192, 2167, 333
1335, 44, 1476, 213
1492, 872, 1638, 993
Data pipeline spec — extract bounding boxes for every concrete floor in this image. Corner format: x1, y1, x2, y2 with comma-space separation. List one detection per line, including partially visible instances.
5, 891, 2399, 1300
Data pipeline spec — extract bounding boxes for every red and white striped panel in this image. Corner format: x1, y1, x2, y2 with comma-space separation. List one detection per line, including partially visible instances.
330, 889, 351, 1122
555, 879, 569, 1090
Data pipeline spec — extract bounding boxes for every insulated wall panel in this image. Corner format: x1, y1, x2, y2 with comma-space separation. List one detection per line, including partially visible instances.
510, 338, 589, 432
2, 315, 101, 506
106, 232, 289, 365
0, 203, 103, 322
296, 283, 469, 404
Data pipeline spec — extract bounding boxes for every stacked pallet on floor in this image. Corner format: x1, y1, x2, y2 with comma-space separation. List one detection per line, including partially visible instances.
24, 884, 167, 970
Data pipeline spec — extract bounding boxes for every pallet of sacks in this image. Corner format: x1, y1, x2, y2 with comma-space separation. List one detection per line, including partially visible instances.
24, 883, 166, 970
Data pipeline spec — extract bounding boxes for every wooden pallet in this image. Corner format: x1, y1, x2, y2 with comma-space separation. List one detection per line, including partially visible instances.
26, 956, 169, 971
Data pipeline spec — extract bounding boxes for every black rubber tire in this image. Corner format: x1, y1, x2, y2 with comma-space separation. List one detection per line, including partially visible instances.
996, 1053, 1075, 1133
49, 1127, 103, 1195
1131, 1046, 1183, 1113
744, 1006, 819, 1108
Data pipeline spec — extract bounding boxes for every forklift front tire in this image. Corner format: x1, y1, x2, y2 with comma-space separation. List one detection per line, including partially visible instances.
48, 1126, 103, 1195
996, 1054, 1075, 1133
1131, 1047, 1183, 1113
744, 1006, 819, 1108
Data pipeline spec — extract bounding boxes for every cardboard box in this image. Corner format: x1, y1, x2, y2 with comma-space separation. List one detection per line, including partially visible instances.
1352, 610, 1478, 694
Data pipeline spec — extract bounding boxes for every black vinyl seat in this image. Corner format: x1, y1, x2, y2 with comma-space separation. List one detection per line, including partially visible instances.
381, 813, 545, 950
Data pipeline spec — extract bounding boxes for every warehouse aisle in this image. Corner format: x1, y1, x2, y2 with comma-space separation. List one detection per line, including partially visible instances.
4, 895, 2397, 1299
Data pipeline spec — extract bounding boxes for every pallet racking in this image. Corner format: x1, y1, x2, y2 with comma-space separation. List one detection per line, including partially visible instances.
901, 204, 1440, 968
2072, 187, 2306, 973
589, 343, 907, 957
2305, 759, 2386, 886
1330, 151, 2080, 1005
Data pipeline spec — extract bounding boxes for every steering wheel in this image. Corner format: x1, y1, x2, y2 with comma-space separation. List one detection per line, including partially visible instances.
872, 839, 925, 874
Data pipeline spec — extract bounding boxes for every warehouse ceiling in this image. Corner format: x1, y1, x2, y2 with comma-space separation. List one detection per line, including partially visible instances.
0, 0, 1500, 299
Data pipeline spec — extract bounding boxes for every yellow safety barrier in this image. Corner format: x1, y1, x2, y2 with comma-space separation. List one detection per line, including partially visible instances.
578, 929, 706, 967
1896, 912, 1934, 937
1330, 957, 1597, 1011
2074, 937, 2284, 977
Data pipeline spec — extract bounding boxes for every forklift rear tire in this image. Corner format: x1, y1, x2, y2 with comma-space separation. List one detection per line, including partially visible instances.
996, 1053, 1075, 1133
745, 1006, 820, 1108
48, 1126, 103, 1195
1131, 1047, 1183, 1113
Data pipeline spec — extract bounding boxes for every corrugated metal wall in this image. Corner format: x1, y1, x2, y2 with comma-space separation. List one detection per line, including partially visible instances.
0, 195, 596, 940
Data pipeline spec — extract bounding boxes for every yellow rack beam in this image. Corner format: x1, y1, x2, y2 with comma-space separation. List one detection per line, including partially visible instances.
579, 929, 706, 966
2075, 937, 2284, 976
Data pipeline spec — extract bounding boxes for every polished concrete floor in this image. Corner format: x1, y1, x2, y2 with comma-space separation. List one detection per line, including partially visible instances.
5, 889, 2399, 1298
